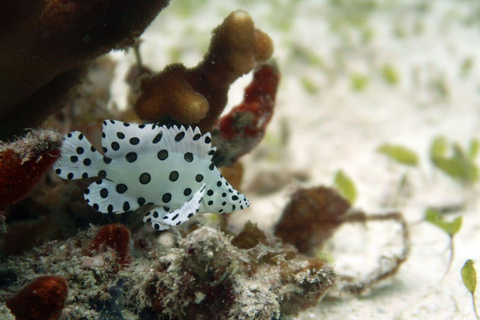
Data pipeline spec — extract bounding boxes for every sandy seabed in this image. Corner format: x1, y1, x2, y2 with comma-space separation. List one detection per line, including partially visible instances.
106, 1, 480, 319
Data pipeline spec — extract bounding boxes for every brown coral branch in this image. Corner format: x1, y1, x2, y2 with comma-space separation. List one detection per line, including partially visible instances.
211, 61, 280, 167
134, 10, 274, 131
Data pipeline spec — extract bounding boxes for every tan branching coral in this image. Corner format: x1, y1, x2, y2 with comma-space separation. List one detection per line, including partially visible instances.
0, 0, 170, 140
134, 10, 274, 132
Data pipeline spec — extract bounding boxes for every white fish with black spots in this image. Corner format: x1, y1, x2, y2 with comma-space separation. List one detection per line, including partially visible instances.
53, 120, 250, 230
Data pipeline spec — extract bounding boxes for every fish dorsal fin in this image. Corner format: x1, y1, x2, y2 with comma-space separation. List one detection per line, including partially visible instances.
101, 120, 161, 159
159, 125, 214, 161
101, 120, 215, 160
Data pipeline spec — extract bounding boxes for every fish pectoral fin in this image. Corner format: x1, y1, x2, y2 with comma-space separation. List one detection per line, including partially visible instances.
143, 207, 170, 231
161, 184, 206, 227
85, 179, 139, 214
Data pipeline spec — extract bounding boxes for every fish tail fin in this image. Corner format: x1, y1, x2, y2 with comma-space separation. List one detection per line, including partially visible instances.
53, 131, 104, 180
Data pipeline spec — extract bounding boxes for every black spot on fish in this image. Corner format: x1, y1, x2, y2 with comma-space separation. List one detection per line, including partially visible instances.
184, 152, 194, 162
103, 157, 112, 164
175, 132, 185, 141
111, 142, 120, 151
162, 193, 172, 203
98, 170, 107, 178
195, 174, 204, 182
157, 150, 168, 160
184, 188, 192, 196
123, 201, 130, 211
83, 158, 91, 166
193, 133, 201, 141
139, 172, 151, 184
126, 152, 137, 163
117, 132, 125, 139
169, 171, 179, 182
130, 137, 140, 145
152, 132, 163, 144
67, 173, 74, 180
116, 184, 128, 194
70, 156, 78, 163
138, 197, 146, 206
100, 188, 108, 198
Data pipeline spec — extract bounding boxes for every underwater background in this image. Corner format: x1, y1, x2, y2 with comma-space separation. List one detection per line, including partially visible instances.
1, 0, 480, 319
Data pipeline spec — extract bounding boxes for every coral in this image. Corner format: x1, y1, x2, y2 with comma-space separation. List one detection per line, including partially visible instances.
0, 223, 334, 319
0, 130, 62, 210
211, 61, 280, 167
0, 0, 170, 140
133, 10, 274, 132
89, 223, 132, 273
143, 224, 334, 319
5, 276, 68, 320
274, 186, 351, 255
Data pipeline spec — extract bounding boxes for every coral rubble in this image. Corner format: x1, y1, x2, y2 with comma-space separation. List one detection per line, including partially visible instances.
133, 10, 274, 132
0, 223, 334, 319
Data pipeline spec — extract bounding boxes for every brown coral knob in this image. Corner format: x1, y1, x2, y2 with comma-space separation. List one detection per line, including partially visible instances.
133, 10, 274, 132
6, 276, 68, 320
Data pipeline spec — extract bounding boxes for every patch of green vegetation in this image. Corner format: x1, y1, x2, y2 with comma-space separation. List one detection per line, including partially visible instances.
461, 57, 475, 77
301, 76, 320, 95
289, 44, 324, 68
333, 170, 357, 205
381, 64, 400, 85
378, 144, 419, 166
425, 208, 462, 278
461, 259, 479, 319
430, 136, 479, 186
430, 76, 449, 98
350, 73, 369, 91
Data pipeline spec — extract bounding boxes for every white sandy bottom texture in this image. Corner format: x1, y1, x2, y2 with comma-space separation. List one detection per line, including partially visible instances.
108, 1, 480, 319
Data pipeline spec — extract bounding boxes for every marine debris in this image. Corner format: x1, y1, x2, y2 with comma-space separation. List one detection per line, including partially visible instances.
275, 186, 410, 295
